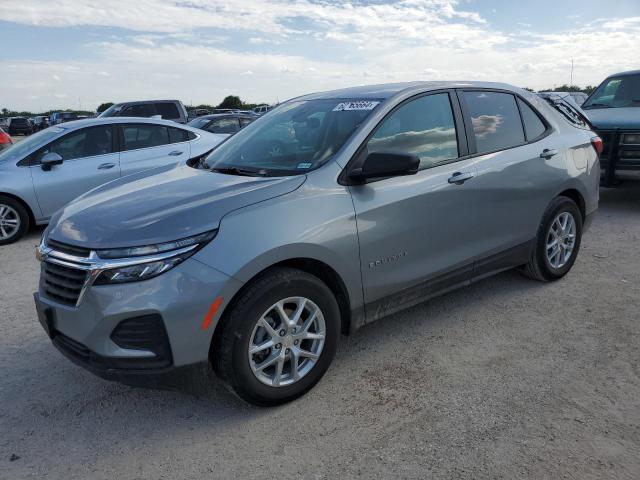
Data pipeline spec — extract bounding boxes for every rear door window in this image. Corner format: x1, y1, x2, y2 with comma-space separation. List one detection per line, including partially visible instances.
156, 103, 181, 120
366, 92, 459, 170
120, 104, 156, 118
463, 91, 525, 154
517, 99, 547, 141
122, 124, 170, 150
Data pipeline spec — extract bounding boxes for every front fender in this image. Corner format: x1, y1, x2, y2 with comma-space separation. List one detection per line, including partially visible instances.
192, 174, 363, 313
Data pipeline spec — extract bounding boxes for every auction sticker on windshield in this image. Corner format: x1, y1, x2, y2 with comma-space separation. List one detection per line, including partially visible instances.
333, 101, 380, 111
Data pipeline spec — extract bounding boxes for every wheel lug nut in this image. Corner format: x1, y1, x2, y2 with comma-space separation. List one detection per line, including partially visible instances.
285, 348, 290, 354
294, 340, 299, 345
279, 330, 286, 336
275, 343, 281, 349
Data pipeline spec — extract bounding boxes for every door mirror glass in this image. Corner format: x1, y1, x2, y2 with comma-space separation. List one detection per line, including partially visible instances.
349, 151, 419, 181
40, 152, 63, 171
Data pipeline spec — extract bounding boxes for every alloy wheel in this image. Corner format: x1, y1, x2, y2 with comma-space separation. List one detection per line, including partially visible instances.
248, 297, 326, 387
0, 204, 20, 240
546, 211, 576, 269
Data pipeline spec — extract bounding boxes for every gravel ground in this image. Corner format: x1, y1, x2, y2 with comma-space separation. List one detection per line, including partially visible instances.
1, 185, 639, 480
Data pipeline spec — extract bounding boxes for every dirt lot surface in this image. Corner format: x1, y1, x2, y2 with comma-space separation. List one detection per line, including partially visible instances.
1, 185, 639, 479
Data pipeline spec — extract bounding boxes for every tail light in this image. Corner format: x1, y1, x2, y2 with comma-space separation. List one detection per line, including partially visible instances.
591, 136, 603, 156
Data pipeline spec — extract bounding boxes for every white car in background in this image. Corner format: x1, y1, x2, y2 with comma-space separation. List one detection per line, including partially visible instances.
0, 117, 228, 244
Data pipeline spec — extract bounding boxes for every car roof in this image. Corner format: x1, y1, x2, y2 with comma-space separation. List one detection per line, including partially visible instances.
604, 69, 640, 78
112, 100, 180, 106
297, 81, 525, 101
47, 117, 194, 129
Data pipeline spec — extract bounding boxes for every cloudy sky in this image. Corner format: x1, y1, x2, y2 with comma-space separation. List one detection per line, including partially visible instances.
1, 0, 639, 112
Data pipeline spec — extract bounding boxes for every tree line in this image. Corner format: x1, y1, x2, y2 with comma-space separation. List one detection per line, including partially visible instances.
3, 86, 597, 118
523, 84, 597, 95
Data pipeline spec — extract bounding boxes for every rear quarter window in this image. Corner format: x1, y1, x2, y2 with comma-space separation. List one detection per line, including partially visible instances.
517, 98, 547, 141
169, 127, 190, 143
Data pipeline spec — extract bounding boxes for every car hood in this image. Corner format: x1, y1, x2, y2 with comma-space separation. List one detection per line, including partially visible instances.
584, 107, 640, 130
46, 164, 306, 249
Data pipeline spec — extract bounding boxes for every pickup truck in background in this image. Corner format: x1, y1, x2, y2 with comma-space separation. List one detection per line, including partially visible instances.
98, 100, 189, 124
582, 70, 640, 185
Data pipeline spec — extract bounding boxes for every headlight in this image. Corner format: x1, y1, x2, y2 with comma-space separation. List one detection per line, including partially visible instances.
93, 230, 216, 285
96, 231, 216, 259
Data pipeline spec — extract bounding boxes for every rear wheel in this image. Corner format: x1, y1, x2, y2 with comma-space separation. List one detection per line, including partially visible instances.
0, 196, 29, 245
213, 267, 340, 406
522, 196, 582, 282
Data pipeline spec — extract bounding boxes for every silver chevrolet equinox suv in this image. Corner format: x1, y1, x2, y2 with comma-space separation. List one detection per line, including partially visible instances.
35, 82, 600, 405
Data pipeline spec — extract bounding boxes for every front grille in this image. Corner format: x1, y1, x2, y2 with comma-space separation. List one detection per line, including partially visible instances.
42, 262, 87, 306
46, 239, 91, 258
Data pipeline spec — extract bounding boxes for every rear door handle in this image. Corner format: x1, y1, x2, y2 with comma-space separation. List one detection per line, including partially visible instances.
540, 149, 558, 159
168, 151, 184, 156
98, 162, 115, 170
448, 171, 474, 185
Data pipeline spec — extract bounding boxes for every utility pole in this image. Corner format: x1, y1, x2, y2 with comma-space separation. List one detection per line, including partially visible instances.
570, 58, 574, 87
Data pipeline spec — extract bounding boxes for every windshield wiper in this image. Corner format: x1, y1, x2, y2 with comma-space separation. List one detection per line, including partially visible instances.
210, 166, 268, 177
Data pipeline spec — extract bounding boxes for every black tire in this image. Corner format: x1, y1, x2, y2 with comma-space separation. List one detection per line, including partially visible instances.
522, 196, 582, 282
213, 267, 340, 406
0, 195, 30, 245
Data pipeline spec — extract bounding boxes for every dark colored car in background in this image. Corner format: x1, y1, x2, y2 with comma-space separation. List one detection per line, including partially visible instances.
187, 113, 254, 134
7, 117, 33, 135
582, 70, 640, 185
31, 116, 49, 132
49, 112, 78, 125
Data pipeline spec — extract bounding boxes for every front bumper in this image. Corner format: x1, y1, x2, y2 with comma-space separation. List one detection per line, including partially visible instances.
34, 257, 243, 384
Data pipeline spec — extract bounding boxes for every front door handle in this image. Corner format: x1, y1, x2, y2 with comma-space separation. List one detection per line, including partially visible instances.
448, 171, 474, 185
168, 151, 184, 156
98, 162, 116, 170
540, 149, 558, 159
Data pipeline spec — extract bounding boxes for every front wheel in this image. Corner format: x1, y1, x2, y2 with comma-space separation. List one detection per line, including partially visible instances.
521, 196, 583, 282
213, 267, 340, 406
0, 195, 29, 245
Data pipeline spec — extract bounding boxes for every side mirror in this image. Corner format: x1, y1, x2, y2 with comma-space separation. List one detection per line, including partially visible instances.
349, 151, 420, 182
40, 152, 63, 171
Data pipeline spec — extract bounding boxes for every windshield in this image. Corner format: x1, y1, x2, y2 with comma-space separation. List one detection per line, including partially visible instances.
187, 117, 212, 129
583, 74, 640, 109
204, 98, 380, 175
0, 127, 65, 163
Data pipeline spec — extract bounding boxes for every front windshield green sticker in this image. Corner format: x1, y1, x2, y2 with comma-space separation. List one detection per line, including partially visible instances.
333, 101, 380, 112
